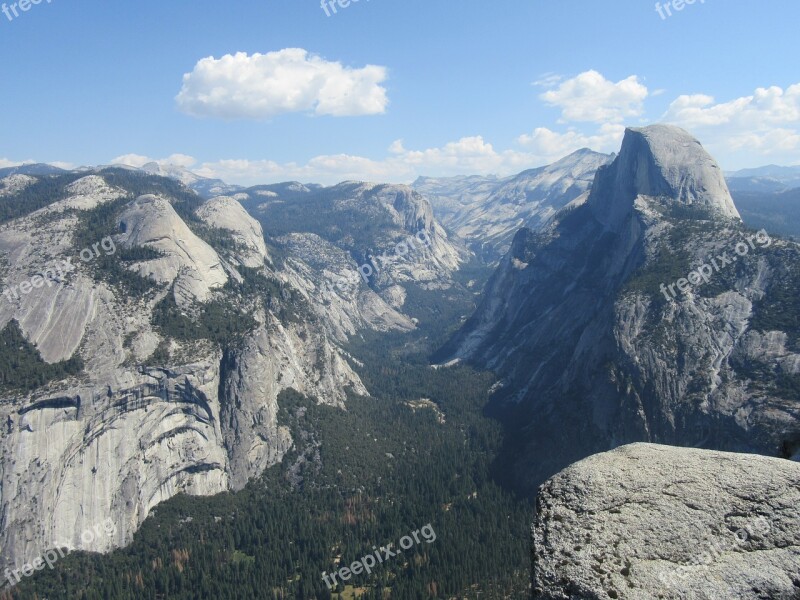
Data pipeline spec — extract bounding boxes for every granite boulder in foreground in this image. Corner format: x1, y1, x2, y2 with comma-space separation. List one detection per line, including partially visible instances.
532, 443, 800, 599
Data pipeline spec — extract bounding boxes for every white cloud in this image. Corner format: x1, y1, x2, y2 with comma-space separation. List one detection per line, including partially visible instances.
0, 159, 24, 169
663, 83, 800, 162
191, 137, 543, 186
532, 73, 564, 88
517, 124, 625, 159
540, 70, 648, 123
175, 49, 388, 120
664, 85, 800, 129
111, 153, 197, 168
728, 128, 800, 154
48, 161, 77, 170
0, 158, 71, 170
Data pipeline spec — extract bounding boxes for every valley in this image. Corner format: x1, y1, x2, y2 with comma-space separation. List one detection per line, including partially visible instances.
0, 126, 798, 600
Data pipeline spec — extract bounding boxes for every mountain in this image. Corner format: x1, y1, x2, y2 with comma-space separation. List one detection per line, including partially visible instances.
0, 167, 464, 571
237, 180, 470, 316
0, 163, 66, 178
532, 443, 800, 599
722, 165, 800, 239
414, 149, 613, 261
411, 174, 502, 230
440, 124, 800, 495
0, 166, 537, 598
726, 164, 800, 193
731, 186, 800, 240
137, 162, 244, 199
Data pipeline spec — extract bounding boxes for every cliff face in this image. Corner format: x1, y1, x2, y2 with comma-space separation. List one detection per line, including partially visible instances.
442, 125, 800, 494
532, 444, 800, 600
0, 171, 459, 571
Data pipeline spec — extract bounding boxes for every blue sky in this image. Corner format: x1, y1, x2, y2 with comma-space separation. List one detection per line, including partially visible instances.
1, 0, 799, 184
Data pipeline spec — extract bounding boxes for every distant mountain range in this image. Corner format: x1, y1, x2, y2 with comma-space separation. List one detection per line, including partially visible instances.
726, 164, 800, 192
0, 163, 67, 178
9, 158, 800, 243
413, 149, 613, 262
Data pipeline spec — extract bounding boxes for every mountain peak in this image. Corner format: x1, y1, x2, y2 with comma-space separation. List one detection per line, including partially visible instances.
589, 124, 740, 226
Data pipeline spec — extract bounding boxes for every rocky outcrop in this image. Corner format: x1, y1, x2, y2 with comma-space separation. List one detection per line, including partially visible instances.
588, 125, 740, 229
196, 195, 270, 268
219, 311, 368, 490
442, 125, 800, 494
0, 201, 105, 363
0, 174, 36, 196
240, 180, 468, 307
0, 362, 230, 567
45, 175, 125, 213
118, 194, 228, 305
277, 232, 416, 339
532, 443, 800, 599
0, 178, 373, 574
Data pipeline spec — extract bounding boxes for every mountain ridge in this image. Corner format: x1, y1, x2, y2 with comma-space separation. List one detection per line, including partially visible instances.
440, 124, 800, 494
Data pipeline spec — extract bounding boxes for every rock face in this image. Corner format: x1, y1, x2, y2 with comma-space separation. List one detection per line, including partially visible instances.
415, 149, 612, 260
0, 168, 466, 573
276, 232, 416, 339
0, 362, 231, 565
588, 125, 740, 228
196, 195, 270, 268
532, 443, 800, 600
1, 173, 445, 573
118, 195, 228, 305
240, 180, 469, 300
441, 125, 800, 494
0, 174, 37, 196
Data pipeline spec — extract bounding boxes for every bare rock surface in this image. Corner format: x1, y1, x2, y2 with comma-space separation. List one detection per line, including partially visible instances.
0, 187, 340, 569
532, 443, 800, 599
442, 125, 800, 494
196, 195, 270, 267
118, 194, 228, 305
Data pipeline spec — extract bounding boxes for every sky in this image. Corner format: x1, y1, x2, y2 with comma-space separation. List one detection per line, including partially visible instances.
1, 0, 799, 185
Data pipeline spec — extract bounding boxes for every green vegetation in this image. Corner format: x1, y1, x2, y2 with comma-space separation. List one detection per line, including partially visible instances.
622, 217, 761, 305
0, 173, 85, 224
72, 196, 162, 297
99, 169, 204, 225
0, 320, 83, 392
750, 256, 800, 350
142, 340, 171, 368
246, 185, 403, 253
151, 287, 257, 346
775, 373, 800, 402
623, 246, 691, 304
12, 290, 532, 600
733, 188, 800, 240
226, 267, 306, 325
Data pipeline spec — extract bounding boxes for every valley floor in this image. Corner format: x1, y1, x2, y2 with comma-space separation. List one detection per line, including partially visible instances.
7, 280, 533, 600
